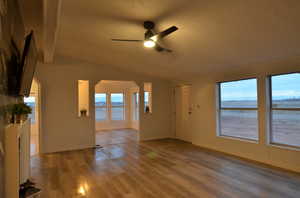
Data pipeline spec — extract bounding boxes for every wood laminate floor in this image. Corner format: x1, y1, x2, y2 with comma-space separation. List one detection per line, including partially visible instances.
95, 129, 138, 146
30, 129, 300, 198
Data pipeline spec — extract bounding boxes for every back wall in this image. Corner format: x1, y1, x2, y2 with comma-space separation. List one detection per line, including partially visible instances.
36, 56, 174, 153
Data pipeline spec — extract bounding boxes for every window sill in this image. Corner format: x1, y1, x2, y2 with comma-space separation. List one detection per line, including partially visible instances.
78, 116, 89, 119
268, 143, 300, 152
217, 135, 259, 144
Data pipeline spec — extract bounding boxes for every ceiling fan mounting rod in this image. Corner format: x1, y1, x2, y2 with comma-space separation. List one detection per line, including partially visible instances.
144, 21, 155, 30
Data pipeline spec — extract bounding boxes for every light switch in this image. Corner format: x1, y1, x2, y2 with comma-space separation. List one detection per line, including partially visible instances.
0, 141, 4, 156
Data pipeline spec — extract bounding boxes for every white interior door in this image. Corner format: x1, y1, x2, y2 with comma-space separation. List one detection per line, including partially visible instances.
175, 85, 192, 142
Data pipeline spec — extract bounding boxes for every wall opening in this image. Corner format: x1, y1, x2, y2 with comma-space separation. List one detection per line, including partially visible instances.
24, 78, 41, 156
144, 82, 152, 113
94, 80, 140, 146
78, 80, 89, 117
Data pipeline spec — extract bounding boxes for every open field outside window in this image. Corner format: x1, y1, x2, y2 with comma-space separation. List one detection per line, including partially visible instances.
217, 78, 258, 141
111, 93, 125, 120
95, 93, 107, 121
270, 73, 300, 148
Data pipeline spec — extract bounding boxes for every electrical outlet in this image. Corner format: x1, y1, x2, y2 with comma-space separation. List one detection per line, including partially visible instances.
0, 141, 4, 156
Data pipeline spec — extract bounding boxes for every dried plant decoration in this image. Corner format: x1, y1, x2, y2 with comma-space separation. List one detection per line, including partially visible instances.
0, 0, 7, 16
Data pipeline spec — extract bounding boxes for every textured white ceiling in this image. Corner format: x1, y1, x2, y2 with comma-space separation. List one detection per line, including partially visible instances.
53, 0, 300, 80
18, 0, 43, 55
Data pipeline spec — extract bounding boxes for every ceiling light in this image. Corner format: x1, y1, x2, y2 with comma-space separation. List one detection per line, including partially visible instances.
143, 39, 156, 48
150, 35, 158, 42
78, 186, 86, 196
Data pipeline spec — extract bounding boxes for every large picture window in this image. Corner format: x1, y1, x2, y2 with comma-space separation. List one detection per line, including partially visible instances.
218, 79, 258, 140
95, 93, 107, 121
111, 93, 125, 120
270, 73, 300, 148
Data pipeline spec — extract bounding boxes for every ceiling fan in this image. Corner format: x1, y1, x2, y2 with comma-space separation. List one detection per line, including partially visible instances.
112, 21, 178, 52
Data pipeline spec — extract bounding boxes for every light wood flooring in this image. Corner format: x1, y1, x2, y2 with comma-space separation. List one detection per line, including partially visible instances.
30, 129, 300, 198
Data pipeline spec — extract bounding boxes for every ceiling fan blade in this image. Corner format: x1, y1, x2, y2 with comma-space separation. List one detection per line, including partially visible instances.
158, 26, 178, 38
163, 48, 172, 52
155, 43, 172, 52
112, 39, 143, 42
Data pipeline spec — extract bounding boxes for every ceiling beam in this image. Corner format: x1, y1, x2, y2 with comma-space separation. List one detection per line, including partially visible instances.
43, 0, 62, 63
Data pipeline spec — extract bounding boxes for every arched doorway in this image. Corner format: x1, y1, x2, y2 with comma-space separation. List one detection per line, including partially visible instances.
24, 78, 41, 155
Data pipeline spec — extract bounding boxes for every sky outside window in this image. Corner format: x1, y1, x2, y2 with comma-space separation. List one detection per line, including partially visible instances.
271, 73, 300, 147
272, 73, 300, 101
220, 74, 300, 102
95, 93, 106, 106
220, 79, 257, 108
111, 93, 124, 106
144, 92, 149, 105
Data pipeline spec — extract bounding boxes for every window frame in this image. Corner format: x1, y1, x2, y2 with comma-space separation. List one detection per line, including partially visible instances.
217, 78, 259, 141
268, 72, 300, 149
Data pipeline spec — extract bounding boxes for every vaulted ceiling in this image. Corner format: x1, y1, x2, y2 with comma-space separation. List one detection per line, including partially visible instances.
18, 0, 60, 62
40, 0, 300, 80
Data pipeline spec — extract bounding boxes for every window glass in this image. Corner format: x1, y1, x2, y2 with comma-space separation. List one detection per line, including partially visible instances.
271, 110, 300, 147
144, 91, 149, 106
221, 79, 257, 108
270, 73, 300, 147
111, 93, 124, 120
95, 93, 107, 121
24, 96, 35, 124
218, 79, 258, 140
220, 110, 258, 140
271, 73, 300, 108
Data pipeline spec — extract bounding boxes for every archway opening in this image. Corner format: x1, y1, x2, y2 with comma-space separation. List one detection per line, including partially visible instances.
94, 80, 140, 146
24, 78, 41, 156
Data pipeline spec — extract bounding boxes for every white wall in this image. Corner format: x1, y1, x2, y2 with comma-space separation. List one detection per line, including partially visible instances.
36, 57, 173, 153
188, 69, 300, 173
139, 82, 173, 140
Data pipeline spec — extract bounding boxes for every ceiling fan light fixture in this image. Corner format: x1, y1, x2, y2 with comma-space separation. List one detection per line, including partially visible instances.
111, 21, 178, 52
143, 39, 156, 48
150, 35, 158, 42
